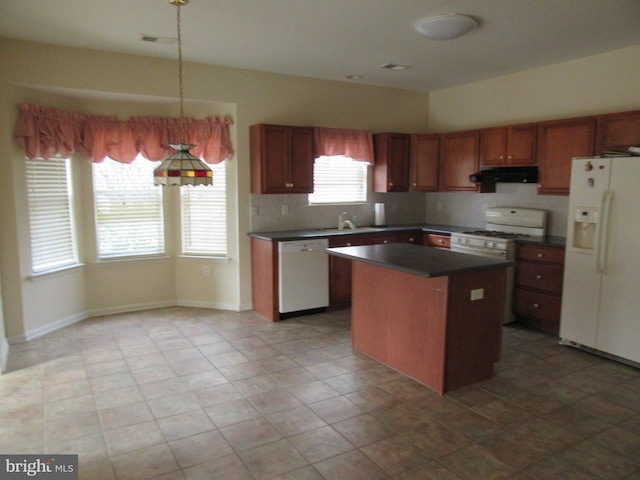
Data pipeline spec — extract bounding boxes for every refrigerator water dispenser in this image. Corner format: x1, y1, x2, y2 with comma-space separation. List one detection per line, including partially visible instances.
572, 207, 598, 250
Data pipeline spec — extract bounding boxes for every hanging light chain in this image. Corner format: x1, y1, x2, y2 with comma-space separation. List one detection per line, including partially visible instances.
172, 0, 188, 142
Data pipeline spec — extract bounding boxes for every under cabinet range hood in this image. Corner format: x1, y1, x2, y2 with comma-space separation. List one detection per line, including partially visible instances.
470, 166, 538, 184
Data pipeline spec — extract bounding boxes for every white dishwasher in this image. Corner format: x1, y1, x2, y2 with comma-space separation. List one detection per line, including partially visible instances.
278, 239, 329, 314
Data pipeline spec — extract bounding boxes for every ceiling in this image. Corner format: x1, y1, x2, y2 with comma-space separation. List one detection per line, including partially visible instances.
2, 0, 640, 92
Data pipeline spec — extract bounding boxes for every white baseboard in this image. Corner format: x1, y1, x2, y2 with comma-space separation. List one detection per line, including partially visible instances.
9, 311, 87, 344
8, 300, 248, 344
177, 300, 245, 311
87, 300, 176, 318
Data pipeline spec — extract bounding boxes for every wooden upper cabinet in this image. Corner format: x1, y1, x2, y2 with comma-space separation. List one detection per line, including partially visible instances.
480, 124, 537, 166
410, 134, 440, 192
536, 117, 596, 195
373, 133, 410, 192
440, 130, 479, 192
596, 110, 640, 153
250, 124, 314, 194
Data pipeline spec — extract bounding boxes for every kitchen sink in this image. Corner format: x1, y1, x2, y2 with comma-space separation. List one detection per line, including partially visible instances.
316, 227, 381, 233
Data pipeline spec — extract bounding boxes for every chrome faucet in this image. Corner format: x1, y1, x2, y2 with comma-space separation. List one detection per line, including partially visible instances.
338, 211, 356, 230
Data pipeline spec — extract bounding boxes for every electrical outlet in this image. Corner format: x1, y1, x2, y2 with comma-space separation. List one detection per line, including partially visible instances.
470, 288, 484, 301
251, 206, 259, 216
281, 205, 289, 215
203, 266, 211, 277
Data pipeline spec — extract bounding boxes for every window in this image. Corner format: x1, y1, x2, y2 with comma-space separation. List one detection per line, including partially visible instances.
93, 156, 164, 258
308, 155, 368, 204
181, 162, 227, 256
26, 157, 79, 273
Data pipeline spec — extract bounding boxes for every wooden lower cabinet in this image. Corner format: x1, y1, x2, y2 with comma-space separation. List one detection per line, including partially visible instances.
514, 243, 565, 334
329, 231, 422, 307
423, 233, 451, 249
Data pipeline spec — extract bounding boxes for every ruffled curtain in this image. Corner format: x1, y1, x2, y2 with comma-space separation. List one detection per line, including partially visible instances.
14, 104, 234, 164
314, 127, 374, 164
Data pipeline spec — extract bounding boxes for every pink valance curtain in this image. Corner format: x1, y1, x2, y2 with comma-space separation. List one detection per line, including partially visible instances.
14, 104, 234, 164
314, 127, 374, 164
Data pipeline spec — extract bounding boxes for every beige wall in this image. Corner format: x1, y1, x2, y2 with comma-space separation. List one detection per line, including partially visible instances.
0, 38, 430, 340
428, 45, 640, 132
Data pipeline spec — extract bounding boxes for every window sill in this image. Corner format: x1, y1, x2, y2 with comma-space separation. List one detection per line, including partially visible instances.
93, 255, 171, 267
178, 255, 231, 264
30, 263, 85, 282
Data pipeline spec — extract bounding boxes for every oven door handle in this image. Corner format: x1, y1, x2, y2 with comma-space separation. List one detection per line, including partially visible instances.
450, 243, 508, 259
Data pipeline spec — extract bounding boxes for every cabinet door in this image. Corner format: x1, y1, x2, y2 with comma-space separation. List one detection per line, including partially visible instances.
441, 131, 479, 192
508, 124, 537, 165
480, 125, 536, 166
410, 134, 440, 191
596, 110, 640, 152
251, 124, 290, 194
328, 235, 369, 307
374, 133, 410, 192
479, 128, 507, 166
288, 127, 314, 193
537, 118, 596, 195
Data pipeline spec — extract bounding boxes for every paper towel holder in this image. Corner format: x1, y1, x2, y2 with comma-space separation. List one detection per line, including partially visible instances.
374, 202, 386, 227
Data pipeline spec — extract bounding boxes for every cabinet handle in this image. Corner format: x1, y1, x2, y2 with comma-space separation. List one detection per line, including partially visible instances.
533, 303, 540, 308
508, 155, 512, 159
536, 274, 542, 280
383, 240, 388, 244
537, 253, 544, 258
409, 237, 415, 242
346, 243, 352, 246
413, 183, 417, 186
499, 155, 504, 159
389, 182, 394, 187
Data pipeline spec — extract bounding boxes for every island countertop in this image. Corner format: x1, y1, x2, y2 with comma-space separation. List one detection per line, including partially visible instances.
326, 243, 514, 278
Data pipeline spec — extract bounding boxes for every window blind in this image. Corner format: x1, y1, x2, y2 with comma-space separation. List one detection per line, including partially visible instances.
26, 157, 79, 273
309, 155, 368, 204
181, 162, 227, 256
93, 156, 164, 258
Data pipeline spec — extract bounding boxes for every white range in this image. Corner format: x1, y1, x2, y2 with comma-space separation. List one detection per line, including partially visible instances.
450, 207, 548, 323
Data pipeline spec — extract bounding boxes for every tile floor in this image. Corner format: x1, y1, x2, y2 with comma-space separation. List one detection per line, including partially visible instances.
1, 307, 640, 480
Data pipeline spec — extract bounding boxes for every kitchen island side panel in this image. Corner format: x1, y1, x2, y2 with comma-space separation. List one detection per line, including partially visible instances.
251, 238, 279, 321
351, 261, 449, 394
444, 268, 506, 391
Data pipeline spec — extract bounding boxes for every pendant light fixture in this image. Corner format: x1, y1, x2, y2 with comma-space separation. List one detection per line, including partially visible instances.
154, 0, 213, 186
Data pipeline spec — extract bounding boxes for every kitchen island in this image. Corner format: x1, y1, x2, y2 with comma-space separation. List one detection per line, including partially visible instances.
327, 243, 514, 395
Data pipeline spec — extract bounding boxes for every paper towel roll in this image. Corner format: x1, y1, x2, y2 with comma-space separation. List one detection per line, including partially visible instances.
374, 203, 386, 226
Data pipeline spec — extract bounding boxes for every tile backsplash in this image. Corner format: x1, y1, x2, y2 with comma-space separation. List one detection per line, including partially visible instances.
251, 183, 568, 237
250, 192, 427, 232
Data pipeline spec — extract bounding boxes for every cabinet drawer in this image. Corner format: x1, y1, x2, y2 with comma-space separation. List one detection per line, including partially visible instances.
514, 289, 561, 323
427, 234, 450, 249
516, 261, 564, 294
516, 244, 565, 264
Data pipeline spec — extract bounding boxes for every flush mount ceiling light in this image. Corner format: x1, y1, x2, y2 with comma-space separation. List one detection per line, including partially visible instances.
414, 13, 478, 41
153, 0, 213, 186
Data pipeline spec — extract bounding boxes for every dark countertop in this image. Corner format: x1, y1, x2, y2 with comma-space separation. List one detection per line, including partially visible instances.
249, 224, 566, 248
327, 243, 515, 279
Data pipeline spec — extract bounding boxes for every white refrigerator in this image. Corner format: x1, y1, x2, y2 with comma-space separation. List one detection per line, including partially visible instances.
560, 156, 640, 365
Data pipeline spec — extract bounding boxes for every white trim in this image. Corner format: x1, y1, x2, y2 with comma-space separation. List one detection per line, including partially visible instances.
6, 300, 250, 344
177, 255, 231, 264
29, 263, 85, 282
87, 300, 176, 318
176, 300, 244, 311
92, 256, 171, 267
0, 336, 9, 373
8, 311, 87, 344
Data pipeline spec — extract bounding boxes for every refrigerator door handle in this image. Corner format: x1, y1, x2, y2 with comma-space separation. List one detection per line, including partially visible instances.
597, 190, 613, 274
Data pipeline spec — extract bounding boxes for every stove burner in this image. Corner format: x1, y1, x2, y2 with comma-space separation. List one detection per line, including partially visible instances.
462, 230, 530, 239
